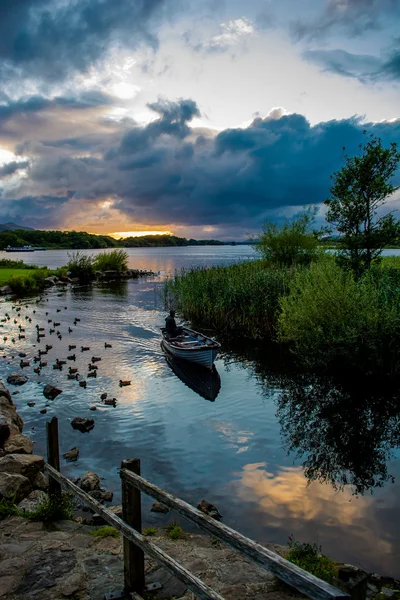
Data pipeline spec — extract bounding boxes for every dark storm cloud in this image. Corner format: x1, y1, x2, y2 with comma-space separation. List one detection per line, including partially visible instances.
303, 47, 400, 83
0, 0, 173, 82
0, 160, 29, 177
2, 100, 400, 232
291, 0, 399, 41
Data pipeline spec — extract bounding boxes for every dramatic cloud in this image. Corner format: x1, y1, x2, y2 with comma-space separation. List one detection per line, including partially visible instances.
303, 46, 400, 83
190, 18, 255, 53
0, 160, 29, 177
291, 0, 400, 41
1, 99, 400, 236
0, 0, 174, 82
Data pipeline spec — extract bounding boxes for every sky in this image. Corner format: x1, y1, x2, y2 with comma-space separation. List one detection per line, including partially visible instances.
0, 0, 399, 240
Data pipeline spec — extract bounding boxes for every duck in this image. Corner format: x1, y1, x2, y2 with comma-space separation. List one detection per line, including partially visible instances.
63, 447, 79, 461
87, 371, 97, 378
69, 367, 78, 374
68, 327, 73, 333
104, 397, 117, 406
33, 367, 41, 375
74, 318, 81, 322
20, 360, 30, 368
53, 363, 63, 370
119, 380, 131, 387
56, 359, 67, 365
100, 392, 107, 400
18, 335, 25, 340
49, 329, 55, 334
47, 319, 52, 323
39, 361, 47, 368
53, 322, 60, 327
79, 380, 87, 388
67, 373, 78, 380
104, 343, 112, 349
88, 364, 98, 371
45, 345, 52, 351
67, 354, 76, 361
91, 356, 101, 363
56, 309, 61, 313
81, 346, 90, 352
68, 345, 76, 351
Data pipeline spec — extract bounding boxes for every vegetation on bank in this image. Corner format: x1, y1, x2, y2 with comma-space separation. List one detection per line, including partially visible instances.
165, 134, 400, 376
0, 493, 74, 522
0, 228, 224, 250
286, 536, 337, 584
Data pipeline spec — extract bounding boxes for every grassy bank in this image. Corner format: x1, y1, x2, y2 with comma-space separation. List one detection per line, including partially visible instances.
0, 269, 39, 285
165, 255, 400, 376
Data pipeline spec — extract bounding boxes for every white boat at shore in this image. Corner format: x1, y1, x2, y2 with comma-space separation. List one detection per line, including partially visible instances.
161, 326, 220, 370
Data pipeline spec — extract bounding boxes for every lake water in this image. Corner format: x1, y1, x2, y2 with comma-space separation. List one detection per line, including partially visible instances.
1, 245, 400, 577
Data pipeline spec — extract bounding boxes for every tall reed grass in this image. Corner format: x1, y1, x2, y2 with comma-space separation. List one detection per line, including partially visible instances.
164, 260, 292, 337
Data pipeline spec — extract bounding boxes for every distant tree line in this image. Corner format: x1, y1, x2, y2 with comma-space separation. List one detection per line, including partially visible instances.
0, 229, 225, 249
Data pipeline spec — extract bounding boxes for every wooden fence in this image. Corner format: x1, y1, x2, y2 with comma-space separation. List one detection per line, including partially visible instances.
45, 416, 350, 600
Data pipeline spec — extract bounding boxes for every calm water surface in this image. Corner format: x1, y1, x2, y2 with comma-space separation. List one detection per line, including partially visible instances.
1, 246, 400, 576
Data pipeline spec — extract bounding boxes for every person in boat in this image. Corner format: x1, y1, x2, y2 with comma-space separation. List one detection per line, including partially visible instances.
165, 310, 183, 337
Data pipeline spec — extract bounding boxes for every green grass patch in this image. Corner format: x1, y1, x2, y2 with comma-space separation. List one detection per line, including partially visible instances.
0, 268, 39, 285
286, 536, 337, 584
143, 527, 158, 536
90, 525, 119, 538
164, 522, 184, 540
0, 496, 19, 520
94, 249, 129, 272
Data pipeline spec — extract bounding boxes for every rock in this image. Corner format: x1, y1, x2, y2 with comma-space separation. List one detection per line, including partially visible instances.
197, 499, 222, 520
0, 454, 44, 482
63, 447, 79, 461
18, 490, 48, 512
4, 433, 34, 454
12, 391, 20, 395
0, 415, 11, 445
44, 276, 57, 286
27, 401, 36, 407
43, 384, 62, 400
40, 408, 47, 414
7, 373, 28, 386
0, 285, 13, 295
89, 405, 97, 411
0, 472, 32, 502
0, 381, 12, 403
71, 417, 94, 432
33, 471, 49, 491
80, 471, 100, 492
151, 501, 169, 514
89, 490, 114, 501
381, 589, 397, 598
91, 504, 122, 525
59, 275, 73, 283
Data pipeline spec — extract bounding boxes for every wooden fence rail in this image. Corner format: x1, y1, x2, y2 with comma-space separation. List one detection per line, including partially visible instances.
45, 416, 350, 600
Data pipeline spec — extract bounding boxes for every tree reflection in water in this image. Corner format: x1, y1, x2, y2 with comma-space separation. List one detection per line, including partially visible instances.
276, 374, 400, 494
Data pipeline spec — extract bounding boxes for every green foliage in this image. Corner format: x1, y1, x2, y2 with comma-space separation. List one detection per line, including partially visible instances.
90, 526, 119, 538
23, 492, 75, 522
286, 535, 337, 583
94, 249, 129, 272
0, 228, 118, 250
325, 133, 400, 276
165, 260, 291, 337
143, 527, 158, 536
278, 257, 400, 375
0, 259, 39, 269
66, 251, 96, 281
0, 496, 19, 520
255, 207, 322, 267
7, 269, 51, 295
164, 522, 184, 539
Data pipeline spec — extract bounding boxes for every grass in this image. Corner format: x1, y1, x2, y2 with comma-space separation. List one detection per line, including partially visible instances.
0, 496, 20, 520
94, 249, 129, 272
143, 527, 158, 536
286, 536, 337, 584
0, 492, 75, 522
164, 522, 184, 540
90, 525, 119, 538
164, 260, 292, 337
0, 268, 39, 285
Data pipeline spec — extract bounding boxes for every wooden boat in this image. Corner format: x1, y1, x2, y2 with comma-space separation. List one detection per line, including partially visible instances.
161, 326, 220, 370
163, 352, 221, 401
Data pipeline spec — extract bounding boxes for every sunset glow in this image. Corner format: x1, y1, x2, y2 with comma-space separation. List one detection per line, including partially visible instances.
111, 230, 173, 239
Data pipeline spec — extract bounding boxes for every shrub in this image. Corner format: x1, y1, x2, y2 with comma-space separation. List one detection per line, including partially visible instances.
23, 492, 75, 522
0, 259, 39, 269
278, 257, 400, 374
7, 269, 50, 295
286, 535, 337, 583
94, 250, 129, 272
66, 251, 95, 281
143, 527, 158, 536
164, 522, 184, 540
90, 526, 119, 538
255, 207, 323, 267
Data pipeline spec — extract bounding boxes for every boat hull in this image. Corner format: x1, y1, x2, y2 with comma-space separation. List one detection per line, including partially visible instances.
161, 339, 218, 370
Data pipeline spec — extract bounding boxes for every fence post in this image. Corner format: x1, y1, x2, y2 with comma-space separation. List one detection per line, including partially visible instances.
46, 416, 61, 497
121, 458, 145, 595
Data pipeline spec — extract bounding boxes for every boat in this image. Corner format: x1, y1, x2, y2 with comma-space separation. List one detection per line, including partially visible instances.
161, 326, 221, 370
163, 352, 221, 401
5, 245, 35, 252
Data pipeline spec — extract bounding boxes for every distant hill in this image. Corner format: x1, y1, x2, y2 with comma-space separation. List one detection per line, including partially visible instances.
0, 223, 35, 232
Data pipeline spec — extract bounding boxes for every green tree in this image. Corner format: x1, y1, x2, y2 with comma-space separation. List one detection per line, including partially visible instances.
255, 206, 322, 267
325, 133, 400, 276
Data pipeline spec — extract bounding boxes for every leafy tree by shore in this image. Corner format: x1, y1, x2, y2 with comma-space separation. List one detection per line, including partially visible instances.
325, 133, 400, 276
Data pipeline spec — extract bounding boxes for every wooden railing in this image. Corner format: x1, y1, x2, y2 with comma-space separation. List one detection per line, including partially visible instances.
45, 417, 350, 600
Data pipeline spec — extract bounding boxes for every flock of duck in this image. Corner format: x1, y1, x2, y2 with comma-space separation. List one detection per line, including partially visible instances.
1, 295, 132, 410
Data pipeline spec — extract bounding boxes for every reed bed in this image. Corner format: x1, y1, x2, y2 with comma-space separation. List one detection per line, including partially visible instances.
164, 260, 292, 337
